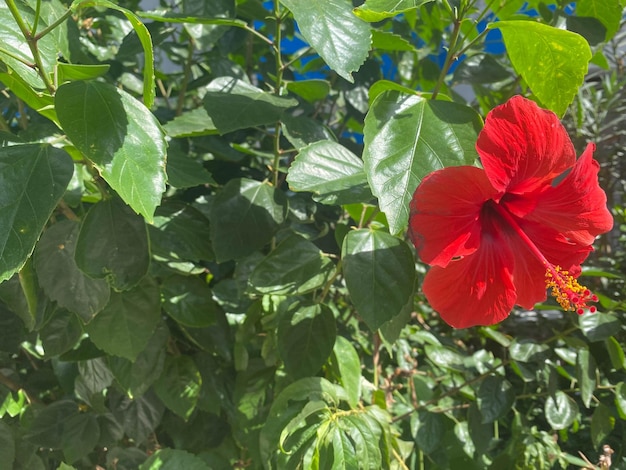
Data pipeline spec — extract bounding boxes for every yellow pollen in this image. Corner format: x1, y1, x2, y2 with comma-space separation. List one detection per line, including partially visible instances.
545, 265, 598, 315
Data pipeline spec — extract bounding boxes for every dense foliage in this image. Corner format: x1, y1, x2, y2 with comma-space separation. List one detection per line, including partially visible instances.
0, 0, 625, 469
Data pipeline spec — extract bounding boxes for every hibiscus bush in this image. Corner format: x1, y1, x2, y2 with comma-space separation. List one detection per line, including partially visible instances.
1, 0, 626, 468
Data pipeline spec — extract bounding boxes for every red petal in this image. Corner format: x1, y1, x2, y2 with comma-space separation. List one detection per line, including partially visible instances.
525, 143, 614, 245
477, 96, 576, 194
409, 166, 499, 267
422, 228, 516, 328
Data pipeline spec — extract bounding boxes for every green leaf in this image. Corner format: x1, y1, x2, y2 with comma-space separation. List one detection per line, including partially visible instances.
0, 144, 73, 282
477, 376, 515, 423
209, 178, 288, 262
544, 391, 579, 430
35, 220, 110, 322
162, 275, 220, 327
70, 0, 155, 107
576, 348, 597, 408
354, 0, 434, 22
591, 404, 615, 448
24, 400, 79, 448
363, 92, 481, 234
424, 345, 466, 372
0, 421, 15, 466
605, 336, 626, 370
154, 355, 202, 420
0, 70, 58, 124
279, 0, 371, 83
248, 234, 335, 295
509, 340, 550, 362
61, 413, 100, 463
493, 21, 591, 116
576, 0, 622, 41
56, 63, 110, 82
108, 324, 168, 398
179, 0, 235, 49
55, 81, 167, 221
287, 140, 372, 205
74, 198, 149, 291
84, 277, 161, 361
579, 312, 621, 342
166, 149, 216, 188
285, 79, 331, 103
341, 229, 415, 331
202, 77, 297, 134
371, 30, 416, 51
277, 299, 337, 378
149, 201, 213, 263
615, 382, 626, 419
111, 390, 164, 443
162, 107, 218, 138
330, 336, 362, 408
139, 448, 211, 470
281, 114, 336, 150
412, 410, 446, 454
40, 308, 83, 357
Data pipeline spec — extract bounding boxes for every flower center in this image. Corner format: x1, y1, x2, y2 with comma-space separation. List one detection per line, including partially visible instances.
488, 201, 598, 314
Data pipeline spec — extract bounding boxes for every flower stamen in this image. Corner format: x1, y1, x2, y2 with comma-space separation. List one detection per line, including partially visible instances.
545, 265, 598, 314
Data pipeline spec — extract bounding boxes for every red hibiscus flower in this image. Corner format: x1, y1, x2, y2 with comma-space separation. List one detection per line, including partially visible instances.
408, 96, 613, 328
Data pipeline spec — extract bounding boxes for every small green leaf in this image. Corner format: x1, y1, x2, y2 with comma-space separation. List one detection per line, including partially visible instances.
544, 391, 579, 430
363, 92, 481, 234
85, 277, 161, 361
477, 376, 515, 423
24, 400, 79, 448
40, 308, 83, 357
108, 324, 169, 398
74, 198, 150, 291
579, 312, 621, 342
576, 348, 597, 408
277, 299, 337, 378
162, 275, 220, 327
149, 201, 213, 263
110, 390, 164, 444
493, 21, 591, 116
61, 413, 100, 463
202, 77, 297, 134
287, 140, 372, 205
56, 63, 110, 82
615, 382, 626, 419
248, 234, 335, 295
424, 345, 466, 371
371, 30, 416, 51
342, 229, 415, 331
154, 355, 202, 420
0, 421, 15, 465
576, 0, 622, 41
162, 107, 218, 138
281, 114, 336, 150
0, 144, 73, 283
412, 411, 446, 454
35, 220, 110, 322
509, 340, 550, 362
70, 0, 155, 107
285, 80, 331, 103
330, 336, 362, 408
209, 178, 288, 262
138, 448, 211, 470
591, 404, 615, 448
354, 0, 434, 22
279, 0, 371, 83
56, 80, 167, 221
606, 336, 626, 370
166, 146, 216, 189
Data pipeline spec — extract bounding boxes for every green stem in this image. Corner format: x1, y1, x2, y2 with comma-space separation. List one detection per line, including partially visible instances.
318, 259, 342, 303
34, 8, 72, 41
32, 0, 41, 36
271, 0, 285, 188
0, 46, 36, 68
431, 17, 463, 100
5, 0, 55, 93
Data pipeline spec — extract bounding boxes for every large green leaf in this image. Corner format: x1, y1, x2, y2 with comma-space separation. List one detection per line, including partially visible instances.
576, 348, 597, 408
61, 413, 100, 463
110, 390, 164, 444
209, 178, 288, 262
341, 229, 415, 331
39, 308, 83, 357
287, 140, 373, 205
354, 0, 434, 22
591, 404, 615, 448
277, 299, 337, 378
248, 234, 335, 295
154, 355, 202, 420
576, 0, 622, 41
330, 336, 362, 408
70, 0, 155, 107
24, 400, 80, 448
544, 391, 579, 430
55, 81, 167, 221
74, 198, 149, 291
202, 77, 297, 134
35, 220, 110, 322
493, 21, 591, 116
363, 92, 481, 234
0, 144, 73, 282
84, 277, 161, 361
279, 0, 371, 83
579, 312, 621, 342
